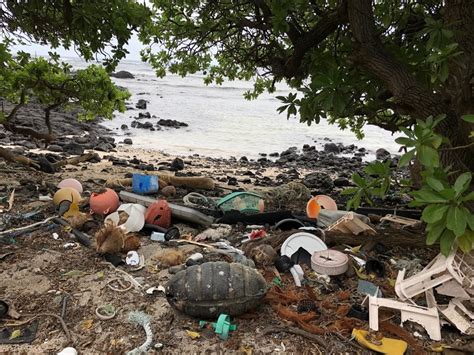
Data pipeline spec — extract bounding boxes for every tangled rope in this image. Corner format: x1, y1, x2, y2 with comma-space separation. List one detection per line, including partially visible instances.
263, 182, 312, 210
126, 311, 153, 355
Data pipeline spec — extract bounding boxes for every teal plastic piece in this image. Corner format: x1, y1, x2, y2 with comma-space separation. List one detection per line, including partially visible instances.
199, 314, 237, 340
217, 192, 263, 214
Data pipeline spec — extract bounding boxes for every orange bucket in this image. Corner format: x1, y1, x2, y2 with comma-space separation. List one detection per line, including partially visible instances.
306, 199, 321, 218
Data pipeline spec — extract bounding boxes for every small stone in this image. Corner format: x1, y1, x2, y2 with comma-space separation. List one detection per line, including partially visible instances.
375, 148, 391, 160
47, 145, 63, 152
138, 112, 151, 119
63, 142, 84, 155
324, 143, 340, 154
123, 138, 133, 145
136, 99, 147, 110
161, 185, 176, 197
121, 124, 129, 130
170, 158, 185, 171
334, 177, 350, 187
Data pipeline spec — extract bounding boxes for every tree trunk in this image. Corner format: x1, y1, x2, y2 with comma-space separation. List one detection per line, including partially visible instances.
347, 0, 474, 175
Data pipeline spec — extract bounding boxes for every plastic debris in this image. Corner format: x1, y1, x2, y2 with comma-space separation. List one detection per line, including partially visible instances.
280, 232, 327, 261
58, 178, 83, 193
127, 311, 153, 355
105, 203, 147, 233
132, 174, 159, 195
57, 347, 78, 355
327, 212, 376, 235
126, 251, 141, 266
439, 298, 474, 335
358, 280, 383, 297
352, 329, 407, 355
90, 188, 120, 215
95, 304, 117, 320
186, 330, 201, 340
199, 314, 237, 340
395, 250, 473, 301
195, 224, 232, 242
367, 295, 441, 341
311, 250, 348, 275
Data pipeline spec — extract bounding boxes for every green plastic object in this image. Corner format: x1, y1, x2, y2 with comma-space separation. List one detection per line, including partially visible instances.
217, 192, 263, 214
199, 314, 237, 340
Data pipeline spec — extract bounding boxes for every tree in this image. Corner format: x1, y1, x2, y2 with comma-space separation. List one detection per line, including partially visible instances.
140, 0, 473, 252
140, 0, 473, 174
0, 1, 146, 165
1, 0, 150, 69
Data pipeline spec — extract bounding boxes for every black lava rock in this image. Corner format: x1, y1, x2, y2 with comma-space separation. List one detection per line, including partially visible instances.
324, 143, 340, 154
170, 157, 185, 171
136, 99, 147, 109
63, 142, 84, 155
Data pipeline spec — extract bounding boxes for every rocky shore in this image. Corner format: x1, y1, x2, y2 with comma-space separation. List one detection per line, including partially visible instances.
0, 95, 410, 210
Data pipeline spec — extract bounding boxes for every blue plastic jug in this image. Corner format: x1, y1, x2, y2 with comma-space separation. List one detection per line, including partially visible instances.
132, 174, 159, 195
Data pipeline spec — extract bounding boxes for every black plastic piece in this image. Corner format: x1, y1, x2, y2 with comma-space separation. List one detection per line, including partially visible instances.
104, 253, 124, 266
347, 304, 369, 321
365, 259, 385, 277
274, 255, 294, 273
275, 218, 305, 231
218, 210, 294, 225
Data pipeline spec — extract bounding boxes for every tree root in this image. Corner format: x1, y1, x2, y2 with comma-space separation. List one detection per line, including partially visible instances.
0, 146, 40, 170
53, 152, 100, 169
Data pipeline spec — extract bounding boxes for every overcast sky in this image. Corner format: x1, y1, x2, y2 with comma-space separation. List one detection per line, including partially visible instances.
11, 33, 145, 61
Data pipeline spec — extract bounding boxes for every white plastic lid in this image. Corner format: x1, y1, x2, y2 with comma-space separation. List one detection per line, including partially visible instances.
280, 232, 327, 258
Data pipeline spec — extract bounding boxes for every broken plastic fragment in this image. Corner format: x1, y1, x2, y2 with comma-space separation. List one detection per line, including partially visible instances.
352, 328, 407, 355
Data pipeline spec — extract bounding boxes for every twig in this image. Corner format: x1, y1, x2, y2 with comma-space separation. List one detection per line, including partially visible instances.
440, 142, 474, 151
13, 313, 72, 344
0, 216, 56, 236
262, 326, 327, 349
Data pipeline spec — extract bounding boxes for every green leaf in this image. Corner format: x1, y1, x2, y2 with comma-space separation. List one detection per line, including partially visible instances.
453, 172, 472, 197
395, 137, 414, 146
426, 225, 445, 245
438, 188, 456, 200
457, 230, 474, 253
398, 149, 415, 167
422, 204, 449, 223
440, 229, 456, 256
352, 173, 365, 187
462, 191, 474, 202
426, 176, 444, 192
467, 213, 474, 230
446, 206, 467, 237
412, 189, 448, 203
417, 145, 439, 167
341, 187, 359, 195
461, 114, 474, 123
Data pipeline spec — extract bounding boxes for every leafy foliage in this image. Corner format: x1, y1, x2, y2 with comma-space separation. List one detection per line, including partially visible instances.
140, 1, 467, 137
0, 1, 150, 70
342, 160, 393, 210
0, 44, 129, 129
343, 116, 474, 255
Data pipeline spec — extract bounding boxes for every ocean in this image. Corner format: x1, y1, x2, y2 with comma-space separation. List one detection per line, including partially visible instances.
67, 58, 400, 160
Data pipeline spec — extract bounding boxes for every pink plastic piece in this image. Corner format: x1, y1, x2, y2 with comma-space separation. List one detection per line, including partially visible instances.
368, 296, 441, 341
58, 178, 83, 193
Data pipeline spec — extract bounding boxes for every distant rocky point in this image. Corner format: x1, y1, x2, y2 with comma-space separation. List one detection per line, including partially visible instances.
110, 70, 135, 79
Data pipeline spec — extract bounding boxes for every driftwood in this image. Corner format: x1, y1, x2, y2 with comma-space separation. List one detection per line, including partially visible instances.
0, 146, 40, 170
242, 227, 432, 256
53, 152, 100, 168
